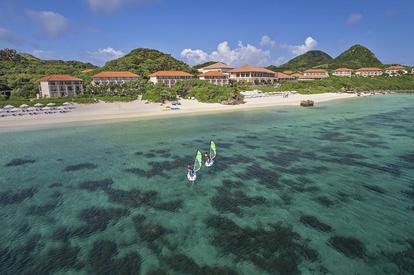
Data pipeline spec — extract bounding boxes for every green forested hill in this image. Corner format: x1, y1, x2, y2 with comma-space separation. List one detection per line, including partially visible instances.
274, 50, 333, 71
101, 48, 194, 76
0, 49, 96, 97
331, 44, 382, 69
268, 44, 384, 71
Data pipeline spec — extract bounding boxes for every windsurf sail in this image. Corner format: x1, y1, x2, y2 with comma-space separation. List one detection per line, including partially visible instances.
193, 150, 202, 173
209, 141, 217, 160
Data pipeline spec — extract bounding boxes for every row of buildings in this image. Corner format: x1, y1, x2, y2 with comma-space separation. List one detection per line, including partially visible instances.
297, 65, 412, 80
38, 63, 414, 98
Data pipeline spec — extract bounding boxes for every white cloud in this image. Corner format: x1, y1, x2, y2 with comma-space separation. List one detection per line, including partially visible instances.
288, 37, 318, 56
28, 10, 68, 37
346, 13, 363, 26
0, 27, 22, 45
85, 47, 126, 65
181, 41, 271, 66
260, 35, 276, 47
86, 0, 154, 13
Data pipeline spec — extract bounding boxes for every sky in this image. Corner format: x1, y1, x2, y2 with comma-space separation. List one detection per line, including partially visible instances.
0, 0, 413, 67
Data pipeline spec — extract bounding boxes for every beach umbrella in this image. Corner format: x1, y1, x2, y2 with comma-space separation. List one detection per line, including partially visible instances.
34, 103, 44, 107
19, 104, 29, 108
42, 106, 52, 111
57, 106, 65, 110
3, 105, 14, 109
27, 107, 36, 111
10, 108, 21, 112
63, 102, 71, 106
46, 103, 56, 107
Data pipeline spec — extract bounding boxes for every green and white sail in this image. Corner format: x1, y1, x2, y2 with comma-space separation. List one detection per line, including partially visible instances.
209, 141, 217, 160
193, 150, 202, 173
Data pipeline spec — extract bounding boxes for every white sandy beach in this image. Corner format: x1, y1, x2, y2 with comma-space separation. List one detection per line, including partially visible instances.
0, 93, 358, 131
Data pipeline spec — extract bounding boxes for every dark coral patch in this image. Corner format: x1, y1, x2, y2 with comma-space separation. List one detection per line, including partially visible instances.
5, 158, 36, 167
79, 178, 113, 191
87, 239, 141, 274
0, 187, 37, 206
402, 190, 414, 200
132, 215, 169, 242
26, 201, 60, 216
31, 243, 82, 273
363, 184, 386, 194
163, 253, 238, 275
206, 215, 318, 274
386, 239, 414, 274
315, 196, 335, 208
300, 215, 332, 232
328, 236, 367, 259
211, 188, 266, 216
64, 163, 97, 172
73, 207, 129, 238
153, 200, 183, 212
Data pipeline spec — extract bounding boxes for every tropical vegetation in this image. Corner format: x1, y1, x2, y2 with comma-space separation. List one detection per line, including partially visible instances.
260, 75, 414, 94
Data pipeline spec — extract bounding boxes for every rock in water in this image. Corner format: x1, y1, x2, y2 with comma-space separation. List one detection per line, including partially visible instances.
300, 100, 314, 107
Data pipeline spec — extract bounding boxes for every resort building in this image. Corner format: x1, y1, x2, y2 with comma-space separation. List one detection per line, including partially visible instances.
149, 71, 193, 87
355, 68, 384, 77
38, 75, 83, 98
298, 69, 329, 81
412, 67, 414, 74
198, 62, 235, 74
199, 71, 229, 86
385, 65, 408, 76
275, 72, 296, 82
332, 68, 353, 77
92, 71, 139, 85
228, 64, 277, 83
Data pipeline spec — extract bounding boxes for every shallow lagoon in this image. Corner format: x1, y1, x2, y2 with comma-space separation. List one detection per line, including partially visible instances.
0, 95, 413, 274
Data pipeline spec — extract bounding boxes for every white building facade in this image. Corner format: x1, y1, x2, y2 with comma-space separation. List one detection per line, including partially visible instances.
92, 71, 139, 85
332, 68, 353, 77
228, 65, 277, 83
39, 75, 84, 98
149, 71, 193, 87
355, 68, 384, 77
199, 71, 229, 86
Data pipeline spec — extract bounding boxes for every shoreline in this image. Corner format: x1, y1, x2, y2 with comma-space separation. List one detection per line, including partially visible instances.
0, 93, 359, 132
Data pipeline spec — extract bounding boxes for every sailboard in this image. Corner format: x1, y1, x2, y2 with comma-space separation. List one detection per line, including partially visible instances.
205, 141, 216, 167
187, 150, 202, 182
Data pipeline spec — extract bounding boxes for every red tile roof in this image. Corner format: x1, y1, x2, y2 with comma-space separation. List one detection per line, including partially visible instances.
149, 71, 193, 77
92, 71, 139, 78
334, 68, 353, 72
304, 69, 328, 73
202, 62, 234, 70
228, 64, 276, 74
385, 65, 405, 70
357, 68, 383, 71
39, 75, 82, 82
199, 71, 227, 77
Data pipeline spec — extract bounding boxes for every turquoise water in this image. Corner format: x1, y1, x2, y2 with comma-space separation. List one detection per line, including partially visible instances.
0, 95, 413, 275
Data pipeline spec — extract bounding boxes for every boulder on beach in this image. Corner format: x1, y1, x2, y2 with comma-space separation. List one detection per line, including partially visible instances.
300, 100, 314, 107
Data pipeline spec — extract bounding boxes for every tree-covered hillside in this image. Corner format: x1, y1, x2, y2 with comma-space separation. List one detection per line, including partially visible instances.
275, 51, 333, 71
101, 48, 195, 76
332, 44, 382, 69
0, 48, 96, 97
268, 44, 384, 71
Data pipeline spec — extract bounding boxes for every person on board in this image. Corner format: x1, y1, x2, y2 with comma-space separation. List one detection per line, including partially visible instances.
186, 162, 194, 177
204, 152, 211, 165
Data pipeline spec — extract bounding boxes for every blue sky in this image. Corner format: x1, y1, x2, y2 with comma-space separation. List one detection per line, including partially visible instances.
0, 0, 412, 66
